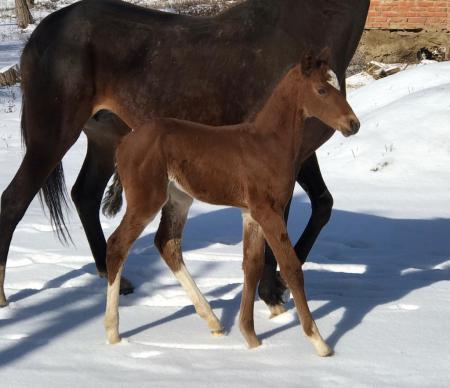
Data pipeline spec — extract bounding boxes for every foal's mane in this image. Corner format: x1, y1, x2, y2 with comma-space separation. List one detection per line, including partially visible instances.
245, 51, 331, 123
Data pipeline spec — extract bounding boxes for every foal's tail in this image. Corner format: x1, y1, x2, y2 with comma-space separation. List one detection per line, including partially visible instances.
21, 99, 72, 245
101, 171, 124, 218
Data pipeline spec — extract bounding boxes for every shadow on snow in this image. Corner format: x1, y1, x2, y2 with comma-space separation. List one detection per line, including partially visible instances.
0, 195, 449, 366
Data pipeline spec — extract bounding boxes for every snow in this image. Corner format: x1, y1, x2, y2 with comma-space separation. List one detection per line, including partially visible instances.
1, 8, 450, 388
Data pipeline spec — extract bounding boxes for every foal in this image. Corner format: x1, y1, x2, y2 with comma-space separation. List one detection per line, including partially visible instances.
104, 53, 360, 356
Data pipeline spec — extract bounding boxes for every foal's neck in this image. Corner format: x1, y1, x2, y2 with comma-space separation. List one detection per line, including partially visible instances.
253, 66, 305, 150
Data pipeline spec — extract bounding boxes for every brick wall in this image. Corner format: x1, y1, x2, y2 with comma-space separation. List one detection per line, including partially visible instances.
366, 0, 450, 30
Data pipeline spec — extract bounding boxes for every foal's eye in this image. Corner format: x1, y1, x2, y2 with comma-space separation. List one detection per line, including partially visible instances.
318, 88, 327, 96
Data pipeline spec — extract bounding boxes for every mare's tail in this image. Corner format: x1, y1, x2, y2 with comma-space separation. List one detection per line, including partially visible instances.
101, 171, 123, 218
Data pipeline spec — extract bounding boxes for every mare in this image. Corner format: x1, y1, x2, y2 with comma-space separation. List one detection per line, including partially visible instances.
103, 51, 360, 356
0, 0, 370, 310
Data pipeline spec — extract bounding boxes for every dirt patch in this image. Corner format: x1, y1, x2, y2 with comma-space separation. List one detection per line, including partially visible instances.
355, 29, 450, 64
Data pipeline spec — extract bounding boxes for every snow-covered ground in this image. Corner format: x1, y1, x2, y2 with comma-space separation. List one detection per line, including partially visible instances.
1, 6, 450, 388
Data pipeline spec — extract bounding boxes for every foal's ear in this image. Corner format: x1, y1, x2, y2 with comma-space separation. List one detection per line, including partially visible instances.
317, 47, 331, 68
301, 50, 315, 77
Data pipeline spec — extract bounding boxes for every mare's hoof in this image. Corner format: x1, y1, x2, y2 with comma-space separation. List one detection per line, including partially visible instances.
119, 276, 134, 295
0, 299, 8, 308
258, 271, 289, 314
211, 329, 225, 337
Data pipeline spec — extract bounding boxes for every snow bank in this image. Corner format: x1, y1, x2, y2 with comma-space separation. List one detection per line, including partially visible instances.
0, 27, 449, 388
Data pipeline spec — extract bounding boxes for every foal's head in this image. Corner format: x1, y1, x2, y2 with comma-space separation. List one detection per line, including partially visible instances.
298, 49, 360, 137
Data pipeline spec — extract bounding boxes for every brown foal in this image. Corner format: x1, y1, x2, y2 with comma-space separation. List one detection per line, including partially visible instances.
104, 51, 360, 357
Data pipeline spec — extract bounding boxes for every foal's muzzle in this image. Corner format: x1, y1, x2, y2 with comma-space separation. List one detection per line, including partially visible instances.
341, 117, 360, 137
349, 119, 360, 134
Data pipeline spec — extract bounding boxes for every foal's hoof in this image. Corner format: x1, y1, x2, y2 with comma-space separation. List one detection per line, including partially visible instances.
107, 333, 122, 345
119, 276, 134, 295
0, 290, 8, 307
246, 336, 262, 349
316, 343, 333, 357
211, 329, 225, 337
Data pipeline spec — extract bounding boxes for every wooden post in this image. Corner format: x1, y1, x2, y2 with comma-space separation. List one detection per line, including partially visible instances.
15, 0, 33, 29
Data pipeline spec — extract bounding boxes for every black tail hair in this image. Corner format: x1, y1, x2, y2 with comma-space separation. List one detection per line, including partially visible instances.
101, 171, 123, 218
21, 98, 72, 245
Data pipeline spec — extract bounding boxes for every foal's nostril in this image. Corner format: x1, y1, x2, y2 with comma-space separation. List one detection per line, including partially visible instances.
350, 119, 360, 134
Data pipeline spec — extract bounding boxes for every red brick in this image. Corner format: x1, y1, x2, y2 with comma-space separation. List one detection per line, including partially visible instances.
366, 0, 450, 30
406, 16, 427, 23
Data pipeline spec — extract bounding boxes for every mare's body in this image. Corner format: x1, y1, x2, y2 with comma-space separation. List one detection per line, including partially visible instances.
0, 0, 370, 308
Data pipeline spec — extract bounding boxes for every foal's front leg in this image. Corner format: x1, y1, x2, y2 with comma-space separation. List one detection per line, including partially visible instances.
239, 212, 265, 348
258, 154, 333, 314
252, 207, 332, 357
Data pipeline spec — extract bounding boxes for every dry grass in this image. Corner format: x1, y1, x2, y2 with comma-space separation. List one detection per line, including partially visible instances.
146, 0, 239, 15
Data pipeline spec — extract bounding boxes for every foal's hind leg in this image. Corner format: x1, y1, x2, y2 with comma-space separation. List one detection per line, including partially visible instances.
105, 212, 154, 344
154, 184, 223, 335
239, 212, 265, 348
252, 206, 332, 357
105, 190, 167, 344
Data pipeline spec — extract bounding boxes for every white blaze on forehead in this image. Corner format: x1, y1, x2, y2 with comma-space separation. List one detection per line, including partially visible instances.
327, 70, 341, 91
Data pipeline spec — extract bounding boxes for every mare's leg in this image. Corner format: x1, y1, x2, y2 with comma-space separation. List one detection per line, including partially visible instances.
258, 199, 291, 317
239, 212, 265, 348
294, 153, 333, 263
105, 186, 168, 344
252, 206, 332, 357
154, 184, 223, 335
0, 93, 92, 307
258, 153, 333, 313
71, 112, 133, 294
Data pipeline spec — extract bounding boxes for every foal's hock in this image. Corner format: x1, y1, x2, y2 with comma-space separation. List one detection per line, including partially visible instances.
104, 51, 359, 357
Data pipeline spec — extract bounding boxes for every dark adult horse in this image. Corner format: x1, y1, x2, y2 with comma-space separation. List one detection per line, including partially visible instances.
0, 0, 369, 310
